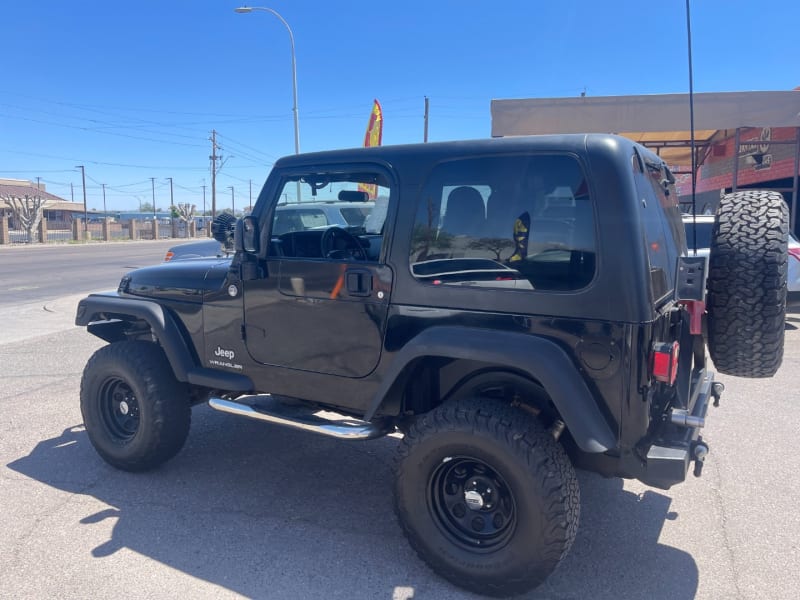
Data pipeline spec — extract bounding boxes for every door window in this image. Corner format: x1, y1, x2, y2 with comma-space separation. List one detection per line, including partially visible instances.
269, 171, 390, 262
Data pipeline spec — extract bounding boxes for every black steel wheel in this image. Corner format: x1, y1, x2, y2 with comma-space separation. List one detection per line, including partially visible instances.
428, 456, 516, 552
394, 397, 579, 597
98, 377, 140, 443
80, 341, 191, 472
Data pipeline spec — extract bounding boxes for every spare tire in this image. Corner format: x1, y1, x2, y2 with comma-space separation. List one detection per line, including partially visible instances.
706, 190, 789, 377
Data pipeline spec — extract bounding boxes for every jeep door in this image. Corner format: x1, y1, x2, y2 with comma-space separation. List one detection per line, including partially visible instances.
241, 167, 393, 378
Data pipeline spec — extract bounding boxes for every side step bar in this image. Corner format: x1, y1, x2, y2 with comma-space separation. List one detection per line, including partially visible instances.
208, 395, 393, 441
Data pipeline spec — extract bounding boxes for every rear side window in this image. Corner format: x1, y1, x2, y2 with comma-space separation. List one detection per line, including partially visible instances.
634, 154, 684, 302
409, 154, 595, 291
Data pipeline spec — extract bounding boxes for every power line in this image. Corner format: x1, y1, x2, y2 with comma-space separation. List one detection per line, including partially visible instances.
0, 90, 258, 119
9, 115, 206, 148
0, 101, 209, 140
217, 133, 279, 161
217, 171, 266, 185
3, 149, 208, 170
0, 169, 75, 174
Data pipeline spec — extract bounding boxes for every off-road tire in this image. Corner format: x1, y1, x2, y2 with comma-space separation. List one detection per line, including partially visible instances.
80, 341, 191, 471
707, 190, 788, 377
394, 397, 579, 597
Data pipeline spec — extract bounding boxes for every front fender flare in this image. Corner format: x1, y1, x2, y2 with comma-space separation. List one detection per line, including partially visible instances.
366, 326, 616, 453
76, 293, 252, 392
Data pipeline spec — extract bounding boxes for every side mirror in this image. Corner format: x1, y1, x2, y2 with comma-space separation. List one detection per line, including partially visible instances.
236, 215, 259, 253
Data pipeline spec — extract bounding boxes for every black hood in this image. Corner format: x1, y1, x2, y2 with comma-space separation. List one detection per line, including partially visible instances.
119, 258, 232, 303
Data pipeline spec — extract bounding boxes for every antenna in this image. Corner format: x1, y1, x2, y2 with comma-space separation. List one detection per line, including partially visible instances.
686, 0, 698, 252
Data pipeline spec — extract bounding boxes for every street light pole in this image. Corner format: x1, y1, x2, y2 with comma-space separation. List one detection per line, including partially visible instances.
75, 165, 88, 236
228, 186, 235, 213
101, 183, 107, 216
235, 5, 302, 200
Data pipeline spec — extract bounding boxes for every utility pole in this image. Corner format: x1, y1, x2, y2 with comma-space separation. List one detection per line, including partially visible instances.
249, 179, 252, 211
209, 129, 221, 218
70, 182, 74, 202
150, 177, 156, 220
36, 177, 41, 190
229, 186, 235, 214
101, 183, 107, 216
167, 177, 174, 212
423, 96, 430, 143
76, 165, 88, 235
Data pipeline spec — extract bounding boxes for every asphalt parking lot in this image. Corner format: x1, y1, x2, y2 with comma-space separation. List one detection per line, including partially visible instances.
1, 272, 798, 599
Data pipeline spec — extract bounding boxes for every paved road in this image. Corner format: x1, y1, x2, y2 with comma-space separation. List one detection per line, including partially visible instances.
1, 245, 799, 599
0, 239, 179, 305
0, 240, 180, 344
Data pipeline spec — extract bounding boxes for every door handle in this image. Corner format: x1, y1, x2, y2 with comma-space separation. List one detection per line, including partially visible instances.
346, 269, 372, 297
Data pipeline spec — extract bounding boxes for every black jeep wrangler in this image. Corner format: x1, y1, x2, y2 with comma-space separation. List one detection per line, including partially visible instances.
76, 135, 789, 597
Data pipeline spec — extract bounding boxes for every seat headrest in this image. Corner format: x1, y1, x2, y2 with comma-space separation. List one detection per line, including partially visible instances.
443, 186, 485, 236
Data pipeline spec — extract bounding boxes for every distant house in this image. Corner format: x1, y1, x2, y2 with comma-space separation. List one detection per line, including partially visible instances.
0, 178, 85, 227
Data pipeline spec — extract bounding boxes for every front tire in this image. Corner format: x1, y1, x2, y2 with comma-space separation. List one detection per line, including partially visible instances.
394, 398, 579, 597
80, 341, 191, 471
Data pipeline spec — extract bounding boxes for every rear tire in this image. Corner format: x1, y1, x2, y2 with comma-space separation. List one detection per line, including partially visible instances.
707, 190, 788, 377
394, 398, 579, 597
80, 341, 191, 471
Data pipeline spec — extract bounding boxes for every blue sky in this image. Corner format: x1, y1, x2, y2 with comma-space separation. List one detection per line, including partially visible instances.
2, 0, 797, 212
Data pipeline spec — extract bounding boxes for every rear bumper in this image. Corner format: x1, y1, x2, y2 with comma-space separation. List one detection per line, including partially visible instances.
638, 369, 714, 490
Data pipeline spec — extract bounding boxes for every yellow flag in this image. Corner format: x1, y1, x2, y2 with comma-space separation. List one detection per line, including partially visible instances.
358, 99, 383, 199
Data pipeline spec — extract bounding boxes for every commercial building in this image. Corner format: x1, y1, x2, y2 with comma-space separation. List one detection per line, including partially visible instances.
491, 89, 800, 235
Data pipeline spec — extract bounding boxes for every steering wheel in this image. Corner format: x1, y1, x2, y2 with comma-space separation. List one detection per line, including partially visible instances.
320, 226, 367, 260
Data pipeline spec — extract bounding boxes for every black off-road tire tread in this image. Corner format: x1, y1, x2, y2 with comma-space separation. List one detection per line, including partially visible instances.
394, 397, 579, 598
80, 341, 191, 472
707, 190, 788, 377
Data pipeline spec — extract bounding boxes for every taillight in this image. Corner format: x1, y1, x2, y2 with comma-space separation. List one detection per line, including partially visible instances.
652, 341, 680, 385
164, 251, 174, 262
789, 247, 800, 262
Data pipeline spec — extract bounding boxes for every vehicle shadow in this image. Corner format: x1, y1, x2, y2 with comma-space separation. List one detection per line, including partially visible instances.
7, 407, 697, 599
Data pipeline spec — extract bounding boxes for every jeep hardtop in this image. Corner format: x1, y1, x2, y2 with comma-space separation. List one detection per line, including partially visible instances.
76, 134, 789, 597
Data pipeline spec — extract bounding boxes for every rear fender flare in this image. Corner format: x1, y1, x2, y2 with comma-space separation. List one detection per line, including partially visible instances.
367, 326, 616, 453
